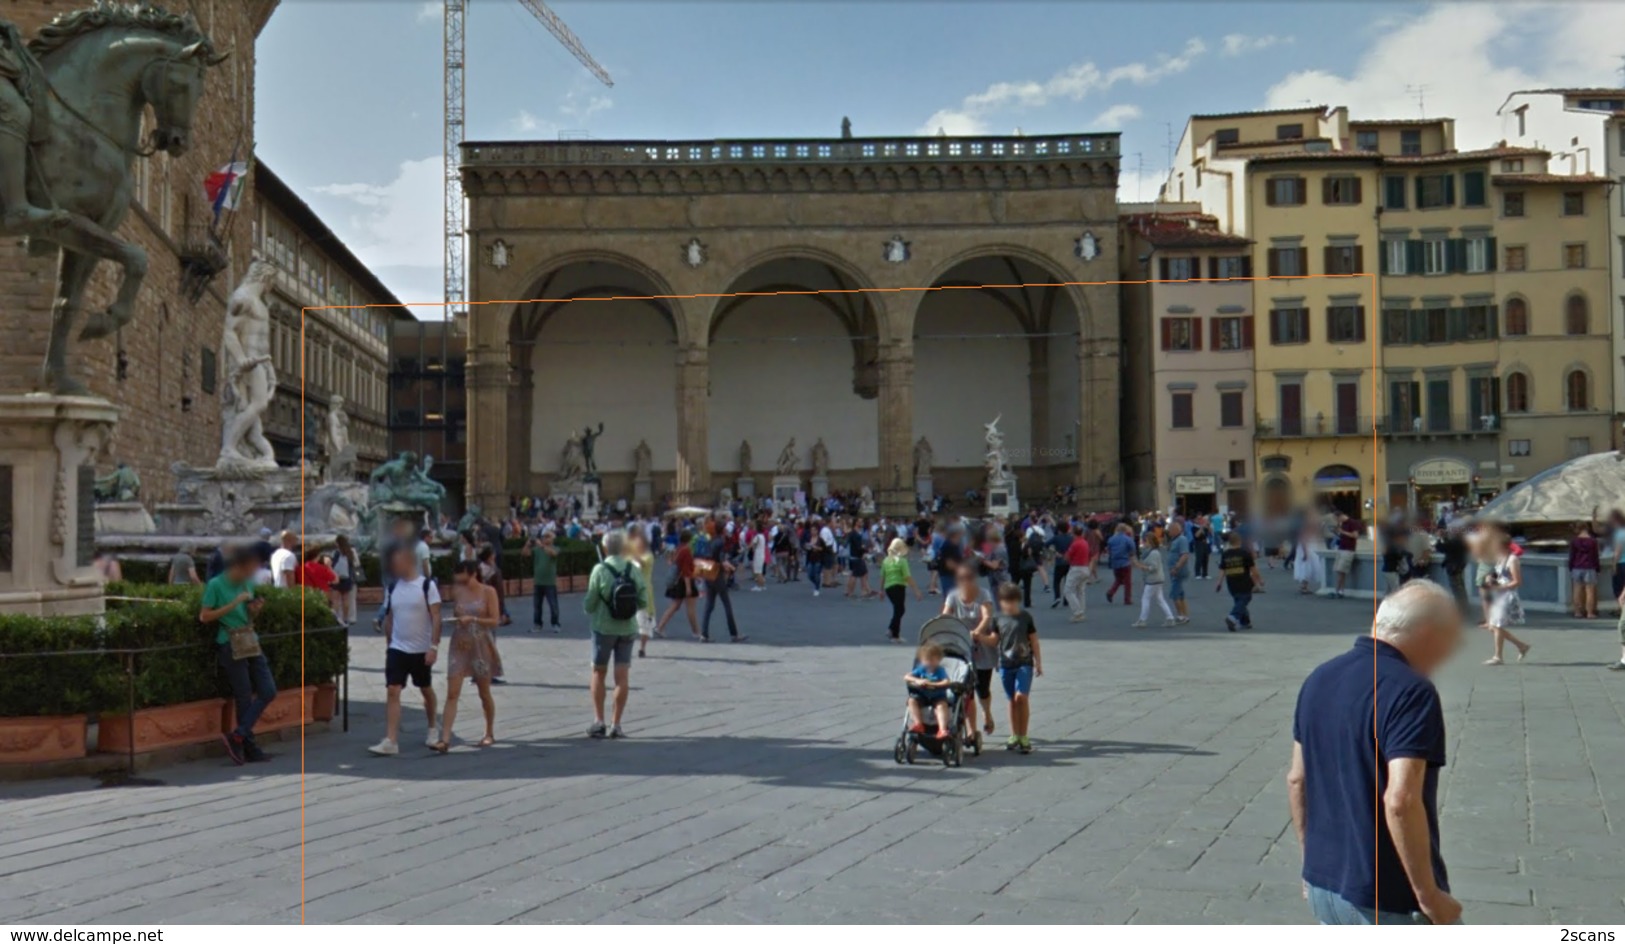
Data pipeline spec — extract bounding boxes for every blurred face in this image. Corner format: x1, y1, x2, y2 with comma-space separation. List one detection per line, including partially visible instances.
955, 571, 977, 593
453, 568, 472, 588
1405, 604, 1466, 676
998, 596, 1020, 615
920, 650, 942, 670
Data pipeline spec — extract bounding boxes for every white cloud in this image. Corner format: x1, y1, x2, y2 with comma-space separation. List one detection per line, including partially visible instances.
414, 2, 439, 25
1092, 104, 1143, 129
560, 88, 614, 122
1222, 33, 1293, 57
511, 109, 541, 133
1263, 3, 1625, 150
313, 156, 446, 315
919, 38, 1206, 135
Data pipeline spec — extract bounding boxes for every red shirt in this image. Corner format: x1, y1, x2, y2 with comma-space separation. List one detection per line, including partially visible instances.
1065, 539, 1094, 568
674, 544, 695, 579
298, 560, 337, 590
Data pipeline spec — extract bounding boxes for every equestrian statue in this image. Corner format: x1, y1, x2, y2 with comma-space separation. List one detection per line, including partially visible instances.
0, 3, 229, 394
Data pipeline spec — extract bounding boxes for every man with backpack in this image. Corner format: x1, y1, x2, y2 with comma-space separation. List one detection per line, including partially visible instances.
369, 545, 442, 756
584, 528, 648, 738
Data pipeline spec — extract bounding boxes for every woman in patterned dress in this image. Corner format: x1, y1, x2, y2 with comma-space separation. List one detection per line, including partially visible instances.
431, 561, 503, 750
1483, 528, 1532, 666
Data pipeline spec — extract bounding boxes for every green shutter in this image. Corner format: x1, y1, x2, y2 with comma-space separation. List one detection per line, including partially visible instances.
1486, 236, 1497, 271
1415, 177, 1425, 208
1443, 174, 1456, 206
1379, 242, 1391, 275
1447, 307, 1466, 341
1448, 238, 1466, 273
1406, 240, 1425, 273
1463, 171, 1486, 206
1408, 309, 1425, 344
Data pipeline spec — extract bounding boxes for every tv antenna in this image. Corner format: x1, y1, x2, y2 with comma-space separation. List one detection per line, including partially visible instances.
1405, 84, 1429, 118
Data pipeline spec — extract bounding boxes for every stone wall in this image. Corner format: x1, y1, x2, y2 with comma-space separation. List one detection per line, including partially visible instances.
0, 0, 277, 501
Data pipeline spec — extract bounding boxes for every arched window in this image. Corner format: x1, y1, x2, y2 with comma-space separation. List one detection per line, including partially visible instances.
1506, 371, 1530, 412
1567, 370, 1590, 411
1504, 297, 1528, 336
1566, 294, 1589, 335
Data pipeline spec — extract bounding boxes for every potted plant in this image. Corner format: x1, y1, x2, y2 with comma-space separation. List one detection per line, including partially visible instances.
96, 595, 229, 754
0, 614, 111, 763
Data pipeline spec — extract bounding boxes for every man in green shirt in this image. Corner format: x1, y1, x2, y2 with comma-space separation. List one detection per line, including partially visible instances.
524, 527, 561, 633
200, 548, 275, 765
583, 529, 646, 739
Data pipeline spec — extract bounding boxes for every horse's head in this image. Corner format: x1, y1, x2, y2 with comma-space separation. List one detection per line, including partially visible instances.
141, 41, 229, 156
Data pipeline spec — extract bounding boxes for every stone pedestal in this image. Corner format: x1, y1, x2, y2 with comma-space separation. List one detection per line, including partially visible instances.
156, 463, 315, 537
580, 480, 601, 522
915, 475, 934, 504
771, 475, 801, 510
735, 476, 755, 499
0, 395, 119, 617
633, 477, 653, 505
303, 482, 371, 538
985, 476, 1019, 519
94, 501, 156, 536
810, 475, 829, 501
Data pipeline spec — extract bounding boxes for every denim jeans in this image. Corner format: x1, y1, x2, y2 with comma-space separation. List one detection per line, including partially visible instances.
533, 583, 560, 626
808, 560, 824, 590
1306, 884, 1434, 924
219, 646, 276, 738
1052, 561, 1069, 599
1228, 590, 1252, 627
701, 577, 738, 638
938, 571, 954, 596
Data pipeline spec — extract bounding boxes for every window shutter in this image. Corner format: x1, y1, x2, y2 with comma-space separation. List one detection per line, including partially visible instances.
1241, 255, 1253, 277
1268, 310, 1281, 344
1324, 308, 1335, 340
1210, 318, 1222, 350
1352, 178, 1363, 204
1321, 177, 1334, 204
1297, 308, 1311, 343
1415, 177, 1425, 208
1323, 246, 1336, 275
1443, 174, 1456, 206
1159, 258, 1170, 281
1267, 249, 1280, 277
1353, 245, 1365, 275
1489, 304, 1499, 339
1241, 316, 1255, 349
1379, 243, 1390, 276
1160, 318, 1172, 351
1192, 318, 1204, 351
1408, 309, 1425, 344
1296, 178, 1307, 204
1265, 182, 1278, 207
1355, 306, 1367, 342
1447, 307, 1466, 341
1406, 240, 1425, 274
1448, 238, 1466, 273
1486, 237, 1497, 272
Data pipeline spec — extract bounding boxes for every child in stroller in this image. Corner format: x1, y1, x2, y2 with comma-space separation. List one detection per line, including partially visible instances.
904, 642, 953, 740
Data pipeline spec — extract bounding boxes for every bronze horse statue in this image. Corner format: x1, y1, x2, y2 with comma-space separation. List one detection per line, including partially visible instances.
0, 3, 228, 394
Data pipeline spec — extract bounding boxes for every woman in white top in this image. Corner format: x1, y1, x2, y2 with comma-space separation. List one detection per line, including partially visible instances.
1483, 528, 1531, 666
749, 526, 768, 591
1291, 523, 1320, 595
1132, 533, 1177, 627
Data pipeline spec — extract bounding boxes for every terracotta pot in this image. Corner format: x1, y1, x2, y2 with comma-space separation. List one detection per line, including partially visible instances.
312, 682, 338, 722
0, 714, 89, 763
98, 699, 227, 754
225, 686, 316, 734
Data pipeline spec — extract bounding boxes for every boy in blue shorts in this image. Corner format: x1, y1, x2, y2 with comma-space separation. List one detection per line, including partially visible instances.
982, 582, 1042, 753
903, 642, 953, 740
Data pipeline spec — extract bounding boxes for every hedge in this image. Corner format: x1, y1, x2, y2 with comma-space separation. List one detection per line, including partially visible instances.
357, 535, 600, 586
0, 584, 346, 718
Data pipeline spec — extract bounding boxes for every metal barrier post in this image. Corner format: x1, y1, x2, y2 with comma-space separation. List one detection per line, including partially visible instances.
124, 651, 137, 779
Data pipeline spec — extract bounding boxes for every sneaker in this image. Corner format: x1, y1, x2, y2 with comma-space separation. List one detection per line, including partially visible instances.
1017, 738, 1033, 755
425, 733, 441, 749
1224, 615, 1239, 633
813, 589, 820, 597
491, 677, 508, 685
730, 635, 749, 643
1162, 619, 1178, 627
552, 625, 561, 635
1050, 599, 1062, 608
367, 738, 399, 756
1175, 616, 1190, 625
609, 725, 626, 739
1005, 735, 1020, 750
1069, 614, 1086, 623
1607, 661, 1625, 671
528, 625, 543, 634
242, 738, 269, 763
1131, 620, 1148, 628
220, 732, 246, 765
588, 721, 607, 739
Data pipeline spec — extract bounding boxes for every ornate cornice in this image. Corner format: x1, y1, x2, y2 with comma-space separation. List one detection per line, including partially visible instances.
461, 134, 1119, 197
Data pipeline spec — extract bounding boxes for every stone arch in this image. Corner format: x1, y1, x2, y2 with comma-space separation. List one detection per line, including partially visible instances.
1502, 362, 1533, 413
913, 242, 1087, 339
505, 249, 689, 348
1562, 361, 1596, 412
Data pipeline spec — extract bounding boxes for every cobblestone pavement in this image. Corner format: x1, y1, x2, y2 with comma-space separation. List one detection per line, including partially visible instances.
4, 560, 1624, 924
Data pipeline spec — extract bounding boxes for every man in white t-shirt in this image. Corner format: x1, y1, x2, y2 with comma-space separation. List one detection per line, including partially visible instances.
269, 531, 298, 588
369, 545, 442, 756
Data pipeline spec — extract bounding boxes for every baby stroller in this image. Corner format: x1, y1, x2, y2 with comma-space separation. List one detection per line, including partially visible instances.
893, 616, 983, 767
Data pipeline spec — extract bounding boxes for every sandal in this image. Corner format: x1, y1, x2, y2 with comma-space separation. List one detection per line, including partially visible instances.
478, 736, 495, 747
429, 740, 450, 753
1516, 644, 1531, 662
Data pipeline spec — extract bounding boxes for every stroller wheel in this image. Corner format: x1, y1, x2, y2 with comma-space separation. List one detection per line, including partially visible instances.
945, 736, 961, 768
904, 739, 918, 765
893, 739, 906, 765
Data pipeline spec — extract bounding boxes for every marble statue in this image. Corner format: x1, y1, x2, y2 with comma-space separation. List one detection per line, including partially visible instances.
859, 485, 874, 508
580, 422, 605, 479
633, 439, 652, 479
217, 261, 279, 471
914, 437, 933, 477
457, 504, 483, 532
984, 414, 1012, 483
776, 438, 799, 475
93, 462, 140, 503
738, 439, 752, 474
810, 438, 830, 477
323, 395, 357, 483
556, 430, 586, 483
0, 6, 229, 394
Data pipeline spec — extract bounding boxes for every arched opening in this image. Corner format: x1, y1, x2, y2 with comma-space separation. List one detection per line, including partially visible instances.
1506, 371, 1530, 413
1313, 463, 1363, 516
1262, 475, 1293, 518
913, 252, 1082, 499
1566, 369, 1590, 412
510, 258, 680, 498
1504, 296, 1528, 336
707, 254, 881, 486
1565, 293, 1589, 336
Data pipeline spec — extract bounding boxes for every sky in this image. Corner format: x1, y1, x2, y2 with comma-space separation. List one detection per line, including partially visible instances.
255, 0, 1625, 313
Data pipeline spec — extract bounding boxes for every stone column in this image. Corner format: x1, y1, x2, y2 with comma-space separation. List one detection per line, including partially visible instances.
1028, 337, 1051, 486
507, 349, 535, 497
464, 348, 510, 514
875, 341, 914, 515
1076, 283, 1122, 509
674, 345, 709, 505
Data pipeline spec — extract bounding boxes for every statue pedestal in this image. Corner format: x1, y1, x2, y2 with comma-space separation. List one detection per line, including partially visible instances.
580, 480, 602, 522
0, 395, 119, 617
633, 477, 653, 506
810, 475, 829, 501
157, 463, 314, 537
915, 475, 934, 504
95, 500, 156, 536
985, 476, 1019, 519
735, 476, 755, 499
771, 476, 801, 511
303, 482, 370, 538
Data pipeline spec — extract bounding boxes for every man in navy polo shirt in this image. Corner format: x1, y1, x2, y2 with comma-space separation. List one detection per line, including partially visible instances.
1288, 580, 1464, 925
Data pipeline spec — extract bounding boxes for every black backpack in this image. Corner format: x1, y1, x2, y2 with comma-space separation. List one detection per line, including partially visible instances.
602, 562, 640, 621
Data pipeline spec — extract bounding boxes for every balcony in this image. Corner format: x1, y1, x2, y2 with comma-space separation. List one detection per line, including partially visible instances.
1257, 414, 1380, 438
462, 133, 1118, 169
1383, 413, 1501, 438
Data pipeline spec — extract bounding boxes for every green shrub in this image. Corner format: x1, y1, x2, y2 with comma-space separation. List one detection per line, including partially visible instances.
0, 614, 121, 717
119, 558, 171, 585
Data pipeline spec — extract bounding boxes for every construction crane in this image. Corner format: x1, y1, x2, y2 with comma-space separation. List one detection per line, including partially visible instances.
443, 0, 612, 323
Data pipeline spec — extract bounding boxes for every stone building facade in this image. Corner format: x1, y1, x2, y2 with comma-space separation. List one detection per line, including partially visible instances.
0, 0, 278, 501
389, 319, 468, 511
458, 133, 1125, 515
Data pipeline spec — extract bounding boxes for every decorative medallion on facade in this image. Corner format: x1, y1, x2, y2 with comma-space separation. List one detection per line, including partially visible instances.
1074, 231, 1099, 262
682, 238, 708, 269
882, 235, 911, 264
485, 239, 513, 270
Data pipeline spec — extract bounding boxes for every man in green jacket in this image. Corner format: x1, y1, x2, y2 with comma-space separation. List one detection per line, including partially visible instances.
584, 528, 646, 738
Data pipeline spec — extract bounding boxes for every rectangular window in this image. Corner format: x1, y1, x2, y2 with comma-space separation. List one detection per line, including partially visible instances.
1563, 191, 1586, 216
1335, 381, 1360, 435
1468, 375, 1500, 425
1382, 308, 1410, 345
1266, 176, 1307, 206
1425, 306, 1449, 344
1502, 159, 1525, 172
1417, 174, 1454, 209
1268, 307, 1310, 345
1161, 257, 1196, 281
1400, 129, 1422, 156
1464, 236, 1491, 273
1212, 256, 1249, 279
1422, 238, 1448, 275
1569, 437, 1593, 458
1323, 176, 1363, 205
1508, 439, 1531, 457
1503, 191, 1525, 217
1383, 239, 1408, 275
1426, 378, 1452, 432
1326, 305, 1366, 343
1228, 459, 1246, 479
1463, 303, 1496, 340
1566, 243, 1588, 269
1215, 127, 1240, 145
1160, 317, 1200, 352
1267, 246, 1305, 277
1462, 170, 1487, 207
1220, 391, 1244, 428
1277, 123, 1304, 140
1383, 175, 1407, 210
1505, 245, 1526, 271
1390, 380, 1420, 432
1324, 244, 1364, 276
1356, 130, 1379, 152
1170, 392, 1194, 429
1211, 316, 1253, 351
1279, 382, 1304, 436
